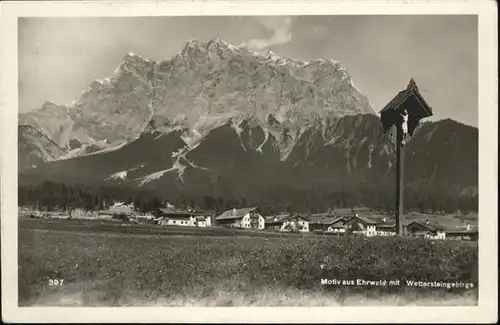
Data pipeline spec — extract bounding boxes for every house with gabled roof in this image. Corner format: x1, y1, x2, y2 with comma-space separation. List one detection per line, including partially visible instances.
308, 208, 378, 231
325, 216, 350, 234
215, 207, 265, 229
343, 214, 396, 237
109, 201, 136, 215
156, 205, 213, 227
265, 213, 310, 232
308, 213, 338, 231
405, 220, 479, 241
404, 220, 446, 240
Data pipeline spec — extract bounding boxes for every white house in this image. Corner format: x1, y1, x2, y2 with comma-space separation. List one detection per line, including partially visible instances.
195, 216, 212, 227
109, 202, 135, 215
265, 214, 310, 232
156, 206, 213, 227
424, 231, 446, 240
134, 214, 155, 221
215, 207, 265, 229
343, 214, 396, 237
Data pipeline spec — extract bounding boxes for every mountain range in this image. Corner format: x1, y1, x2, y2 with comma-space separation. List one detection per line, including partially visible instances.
18, 39, 478, 213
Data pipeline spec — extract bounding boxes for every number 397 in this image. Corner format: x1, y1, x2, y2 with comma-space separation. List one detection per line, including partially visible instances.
48, 279, 64, 286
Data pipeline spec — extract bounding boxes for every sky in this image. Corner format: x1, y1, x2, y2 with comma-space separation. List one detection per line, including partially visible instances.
18, 15, 478, 127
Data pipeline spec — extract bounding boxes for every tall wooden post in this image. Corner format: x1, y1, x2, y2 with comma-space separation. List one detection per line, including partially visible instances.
380, 79, 432, 237
395, 121, 405, 236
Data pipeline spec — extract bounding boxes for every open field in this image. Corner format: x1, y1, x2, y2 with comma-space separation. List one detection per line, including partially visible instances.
19, 218, 311, 238
19, 218, 478, 306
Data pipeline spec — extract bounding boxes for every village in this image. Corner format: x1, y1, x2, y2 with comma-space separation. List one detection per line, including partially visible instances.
21, 200, 479, 241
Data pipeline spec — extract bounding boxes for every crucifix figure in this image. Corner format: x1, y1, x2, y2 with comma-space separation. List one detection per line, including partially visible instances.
379, 78, 433, 236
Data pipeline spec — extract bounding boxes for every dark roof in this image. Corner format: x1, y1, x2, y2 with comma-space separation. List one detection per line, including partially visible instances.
380, 90, 407, 115
327, 217, 348, 226
216, 207, 259, 220
445, 225, 479, 234
308, 214, 337, 225
355, 215, 379, 225
158, 207, 182, 213
159, 214, 192, 219
405, 221, 445, 232
310, 208, 373, 218
351, 211, 395, 224
370, 217, 396, 226
192, 209, 214, 215
157, 207, 212, 217
265, 214, 308, 225
345, 214, 396, 227
379, 79, 433, 135
380, 79, 433, 117
377, 224, 397, 229
423, 221, 444, 231
265, 214, 290, 224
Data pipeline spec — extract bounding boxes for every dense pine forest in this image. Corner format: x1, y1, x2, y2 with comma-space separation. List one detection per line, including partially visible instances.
18, 181, 478, 216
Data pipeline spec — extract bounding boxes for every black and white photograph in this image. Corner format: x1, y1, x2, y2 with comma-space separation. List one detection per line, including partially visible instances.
1, 0, 497, 323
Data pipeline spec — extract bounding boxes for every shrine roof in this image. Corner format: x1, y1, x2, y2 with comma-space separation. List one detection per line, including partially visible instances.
379, 78, 433, 118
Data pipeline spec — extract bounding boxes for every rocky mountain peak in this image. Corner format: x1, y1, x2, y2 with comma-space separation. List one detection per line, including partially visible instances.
20, 39, 376, 164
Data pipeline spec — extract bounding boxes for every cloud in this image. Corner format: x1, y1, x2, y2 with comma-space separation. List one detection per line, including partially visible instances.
244, 17, 294, 50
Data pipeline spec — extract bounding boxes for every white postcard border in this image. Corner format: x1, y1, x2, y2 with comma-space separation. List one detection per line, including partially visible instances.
1, 0, 498, 323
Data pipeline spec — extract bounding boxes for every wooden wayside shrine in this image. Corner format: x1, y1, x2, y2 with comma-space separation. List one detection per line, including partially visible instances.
379, 78, 433, 236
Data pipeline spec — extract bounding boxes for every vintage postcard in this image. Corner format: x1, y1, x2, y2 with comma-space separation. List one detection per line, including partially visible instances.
1, 0, 498, 323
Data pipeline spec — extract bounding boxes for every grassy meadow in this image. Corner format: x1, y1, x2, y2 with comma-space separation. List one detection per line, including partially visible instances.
18, 219, 478, 306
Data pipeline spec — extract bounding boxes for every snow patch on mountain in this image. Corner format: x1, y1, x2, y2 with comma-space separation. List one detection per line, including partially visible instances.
325, 134, 342, 146
180, 128, 206, 147
256, 127, 270, 153
231, 118, 244, 136
108, 170, 128, 181
137, 168, 174, 186
105, 165, 146, 181
137, 159, 186, 186
230, 119, 248, 151
182, 156, 209, 171
56, 139, 111, 160
82, 140, 130, 157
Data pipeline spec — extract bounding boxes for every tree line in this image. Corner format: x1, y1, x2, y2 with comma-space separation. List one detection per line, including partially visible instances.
18, 180, 478, 216
18, 181, 260, 215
